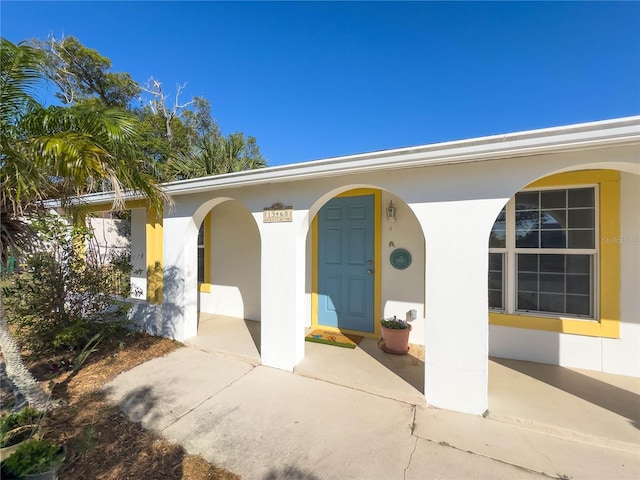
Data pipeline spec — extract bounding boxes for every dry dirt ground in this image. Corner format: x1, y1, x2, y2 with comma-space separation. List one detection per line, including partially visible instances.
1, 333, 240, 480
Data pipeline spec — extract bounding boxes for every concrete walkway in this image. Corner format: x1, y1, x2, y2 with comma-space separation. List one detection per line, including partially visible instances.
105, 346, 640, 480
186, 315, 640, 446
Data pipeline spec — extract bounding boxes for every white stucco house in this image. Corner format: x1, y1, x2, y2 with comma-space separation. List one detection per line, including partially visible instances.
81, 116, 640, 415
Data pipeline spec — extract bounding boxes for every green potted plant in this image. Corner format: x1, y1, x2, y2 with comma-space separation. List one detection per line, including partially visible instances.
0, 407, 42, 461
2, 438, 65, 480
380, 316, 411, 354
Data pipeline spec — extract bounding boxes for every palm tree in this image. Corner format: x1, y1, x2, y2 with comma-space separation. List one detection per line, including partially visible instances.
1, 38, 166, 219
1, 38, 167, 408
221, 133, 266, 173
166, 132, 266, 180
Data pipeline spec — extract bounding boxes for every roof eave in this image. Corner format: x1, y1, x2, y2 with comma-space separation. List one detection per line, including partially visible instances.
78, 115, 640, 205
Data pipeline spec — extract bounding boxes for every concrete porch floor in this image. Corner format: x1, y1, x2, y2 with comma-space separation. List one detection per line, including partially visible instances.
185, 314, 640, 448
185, 313, 262, 364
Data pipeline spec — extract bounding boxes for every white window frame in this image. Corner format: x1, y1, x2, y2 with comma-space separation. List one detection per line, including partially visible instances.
488, 253, 507, 311
490, 184, 599, 320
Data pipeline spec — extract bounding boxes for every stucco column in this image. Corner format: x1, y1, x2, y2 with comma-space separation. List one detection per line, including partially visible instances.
160, 215, 198, 342
257, 213, 306, 371
413, 199, 505, 415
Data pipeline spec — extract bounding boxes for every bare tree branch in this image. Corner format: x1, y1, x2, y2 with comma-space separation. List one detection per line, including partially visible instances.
141, 77, 196, 141
175, 83, 196, 111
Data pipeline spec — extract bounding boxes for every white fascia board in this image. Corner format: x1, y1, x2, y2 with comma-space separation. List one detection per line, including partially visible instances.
52, 190, 146, 208
81, 116, 640, 204
163, 116, 639, 196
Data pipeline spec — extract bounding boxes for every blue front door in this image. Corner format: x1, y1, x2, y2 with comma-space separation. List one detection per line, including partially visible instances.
318, 195, 375, 332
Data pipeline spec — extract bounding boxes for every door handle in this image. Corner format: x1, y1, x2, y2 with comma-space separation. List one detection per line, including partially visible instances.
367, 269, 373, 275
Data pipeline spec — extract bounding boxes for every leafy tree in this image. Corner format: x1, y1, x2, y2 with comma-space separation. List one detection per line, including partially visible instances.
1, 34, 267, 409
33, 36, 268, 182
1, 38, 166, 212
182, 96, 219, 143
0, 38, 166, 408
134, 104, 194, 175
137, 79, 228, 179
1, 38, 45, 235
0, 38, 49, 409
36, 35, 140, 108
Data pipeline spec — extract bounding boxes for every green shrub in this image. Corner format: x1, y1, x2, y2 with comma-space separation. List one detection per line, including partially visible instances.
3, 438, 65, 475
0, 407, 43, 447
380, 315, 410, 330
3, 214, 132, 355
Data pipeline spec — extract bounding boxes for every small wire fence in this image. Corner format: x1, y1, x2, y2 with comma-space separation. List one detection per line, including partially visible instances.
95, 263, 132, 298
2, 255, 132, 298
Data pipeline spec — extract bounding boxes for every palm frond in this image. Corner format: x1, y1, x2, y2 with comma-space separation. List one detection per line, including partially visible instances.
0, 38, 45, 125
0, 209, 37, 265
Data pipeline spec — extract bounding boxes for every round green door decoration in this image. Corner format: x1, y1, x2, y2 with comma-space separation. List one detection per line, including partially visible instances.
390, 248, 412, 270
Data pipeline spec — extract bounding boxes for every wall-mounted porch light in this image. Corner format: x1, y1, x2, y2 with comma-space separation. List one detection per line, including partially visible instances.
386, 201, 396, 228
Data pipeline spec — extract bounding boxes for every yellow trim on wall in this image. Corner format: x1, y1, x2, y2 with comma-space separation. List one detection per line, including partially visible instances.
373, 191, 382, 338
199, 212, 213, 293
72, 212, 88, 260
312, 214, 318, 328
490, 169, 621, 338
526, 169, 620, 188
146, 207, 163, 304
599, 175, 621, 338
311, 189, 382, 338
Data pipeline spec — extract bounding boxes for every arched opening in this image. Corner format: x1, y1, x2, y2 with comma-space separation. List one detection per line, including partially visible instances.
296, 186, 426, 403
186, 198, 262, 361
486, 166, 640, 441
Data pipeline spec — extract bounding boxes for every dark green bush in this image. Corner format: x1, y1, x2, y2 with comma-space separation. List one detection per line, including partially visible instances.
3, 438, 65, 475
0, 407, 43, 447
380, 315, 410, 330
3, 215, 132, 355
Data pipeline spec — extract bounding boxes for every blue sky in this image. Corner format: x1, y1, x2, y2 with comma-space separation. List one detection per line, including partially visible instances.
2, 1, 639, 167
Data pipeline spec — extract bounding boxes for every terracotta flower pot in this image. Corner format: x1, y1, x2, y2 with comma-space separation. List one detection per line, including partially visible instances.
381, 324, 411, 354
